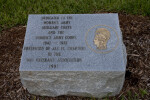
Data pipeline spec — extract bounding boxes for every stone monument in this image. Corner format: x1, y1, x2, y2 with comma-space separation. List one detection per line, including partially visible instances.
19, 14, 127, 98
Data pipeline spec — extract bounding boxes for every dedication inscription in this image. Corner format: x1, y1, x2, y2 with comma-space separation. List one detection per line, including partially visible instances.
23, 15, 85, 70
20, 14, 127, 98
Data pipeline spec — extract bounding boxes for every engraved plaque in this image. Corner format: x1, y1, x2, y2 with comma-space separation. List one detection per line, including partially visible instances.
20, 14, 125, 71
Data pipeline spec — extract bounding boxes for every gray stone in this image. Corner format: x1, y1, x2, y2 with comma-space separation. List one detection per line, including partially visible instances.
20, 14, 127, 98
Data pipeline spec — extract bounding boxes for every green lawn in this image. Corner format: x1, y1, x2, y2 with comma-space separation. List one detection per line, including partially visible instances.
0, 0, 150, 32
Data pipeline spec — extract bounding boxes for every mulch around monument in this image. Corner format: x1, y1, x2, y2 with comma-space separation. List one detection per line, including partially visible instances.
0, 14, 150, 100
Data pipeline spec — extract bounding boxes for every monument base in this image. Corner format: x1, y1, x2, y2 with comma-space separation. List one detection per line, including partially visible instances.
20, 71, 125, 98
19, 14, 127, 98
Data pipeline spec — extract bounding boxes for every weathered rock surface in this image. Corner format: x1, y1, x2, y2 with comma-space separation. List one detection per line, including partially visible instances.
20, 71, 125, 98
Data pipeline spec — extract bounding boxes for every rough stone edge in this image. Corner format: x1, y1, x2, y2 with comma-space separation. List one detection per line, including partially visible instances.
20, 71, 125, 98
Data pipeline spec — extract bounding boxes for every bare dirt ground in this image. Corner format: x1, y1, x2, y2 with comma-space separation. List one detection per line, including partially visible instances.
0, 14, 150, 100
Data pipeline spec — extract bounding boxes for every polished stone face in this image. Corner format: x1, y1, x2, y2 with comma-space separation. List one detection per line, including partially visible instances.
20, 14, 126, 72
20, 14, 127, 98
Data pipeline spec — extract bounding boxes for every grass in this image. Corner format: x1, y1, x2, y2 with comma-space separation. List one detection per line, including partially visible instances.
0, 0, 150, 32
